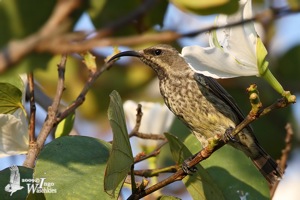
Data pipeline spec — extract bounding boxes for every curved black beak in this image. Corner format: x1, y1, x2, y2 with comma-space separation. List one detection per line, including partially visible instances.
108, 51, 142, 63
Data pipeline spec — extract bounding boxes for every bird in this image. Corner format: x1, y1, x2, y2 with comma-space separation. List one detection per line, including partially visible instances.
108, 44, 282, 185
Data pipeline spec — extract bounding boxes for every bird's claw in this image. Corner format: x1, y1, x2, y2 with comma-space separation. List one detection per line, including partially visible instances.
182, 156, 198, 175
224, 127, 238, 142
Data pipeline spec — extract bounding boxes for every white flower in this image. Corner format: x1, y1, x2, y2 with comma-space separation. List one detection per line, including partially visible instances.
0, 74, 29, 157
181, 0, 296, 103
182, 0, 265, 79
123, 100, 175, 147
0, 109, 29, 158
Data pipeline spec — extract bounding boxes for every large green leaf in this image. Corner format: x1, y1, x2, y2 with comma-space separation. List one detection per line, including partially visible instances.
171, 0, 239, 15
184, 134, 270, 200
34, 136, 114, 200
165, 132, 225, 200
0, 82, 23, 114
0, 166, 33, 199
104, 90, 134, 197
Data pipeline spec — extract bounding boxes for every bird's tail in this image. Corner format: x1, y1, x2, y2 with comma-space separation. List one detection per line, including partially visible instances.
251, 144, 283, 186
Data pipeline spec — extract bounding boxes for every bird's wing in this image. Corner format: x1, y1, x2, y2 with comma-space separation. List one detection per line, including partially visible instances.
194, 73, 253, 133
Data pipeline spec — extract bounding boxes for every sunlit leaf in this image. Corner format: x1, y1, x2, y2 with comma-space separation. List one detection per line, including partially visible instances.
81, 51, 97, 73
165, 133, 224, 200
184, 134, 269, 199
0, 74, 25, 93
171, 0, 239, 15
34, 136, 114, 200
0, 83, 23, 114
54, 112, 75, 138
104, 90, 134, 197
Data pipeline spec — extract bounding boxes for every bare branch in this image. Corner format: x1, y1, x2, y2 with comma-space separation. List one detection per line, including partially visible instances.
2, 5, 300, 72
23, 54, 67, 168
27, 73, 36, 143
57, 60, 114, 123
270, 123, 294, 198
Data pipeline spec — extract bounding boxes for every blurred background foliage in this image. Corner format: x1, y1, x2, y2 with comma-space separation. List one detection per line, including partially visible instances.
0, 0, 299, 178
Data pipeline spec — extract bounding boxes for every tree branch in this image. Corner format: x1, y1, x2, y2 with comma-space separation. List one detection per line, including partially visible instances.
23, 54, 67, 168
57, 59, 114, 123
2, 5, 300, 72
127, 84, 294, 200
270, 123, 293, 198
27, 72, 36, 143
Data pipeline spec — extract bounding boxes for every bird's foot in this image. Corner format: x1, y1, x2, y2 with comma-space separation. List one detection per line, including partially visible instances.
223, 127, 238, 142
182, 154, 198, 175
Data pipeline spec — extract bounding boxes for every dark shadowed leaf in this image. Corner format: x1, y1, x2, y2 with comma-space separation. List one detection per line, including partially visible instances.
104, 90, 133, 197
0, 0, 86, 72
88, 0, 168, 35
165, 132, 224, 200
184, 134, 269, 200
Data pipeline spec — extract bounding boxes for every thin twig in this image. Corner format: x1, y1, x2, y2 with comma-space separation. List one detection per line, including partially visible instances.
133, 165, 179, 177
57, 61, 114, 123
270, 123, 293, 198
134, 141, 168, 164
128, 103, 166, 141
129, 132, 166, 140
131, 104, 143, 135
27, 72, 36, 143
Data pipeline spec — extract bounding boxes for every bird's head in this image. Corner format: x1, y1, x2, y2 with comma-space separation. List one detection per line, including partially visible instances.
108, 44, 189, 79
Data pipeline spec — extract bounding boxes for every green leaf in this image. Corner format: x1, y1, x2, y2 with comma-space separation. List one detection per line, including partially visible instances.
0, 166, 33, 199
165, 133, 224, 200
287, 0, 300, 9
172, 0, 239, 15
104, 90, 134, 197
0, 82, 23, 114
0, 0, 86, 73
158, 195, 182, 200
54, 112, 75, 138
34, 136, 114, 200
81, 51, 97, 72
0, 74, 24, 92
88, 0, 168, 35
184, 134, 270, 200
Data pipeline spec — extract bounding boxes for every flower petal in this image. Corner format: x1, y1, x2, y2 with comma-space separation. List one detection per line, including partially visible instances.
182, 45, 259, 78
0, 110, 29, 158
123, 100, 174, 134
215, 0, 257, 67
123, 100, 174, 148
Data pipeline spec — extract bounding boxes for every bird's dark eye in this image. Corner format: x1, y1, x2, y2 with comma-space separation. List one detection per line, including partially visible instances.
154, 49, 162, 55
